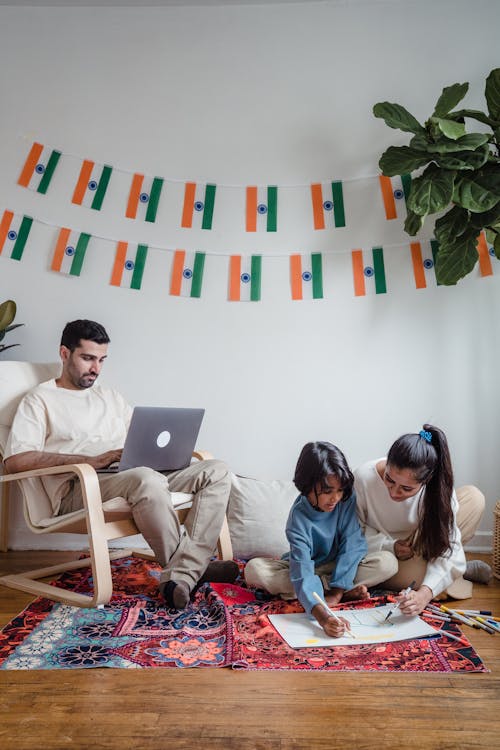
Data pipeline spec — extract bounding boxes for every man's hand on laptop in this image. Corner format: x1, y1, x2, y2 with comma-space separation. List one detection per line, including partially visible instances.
89, 449, 123, 470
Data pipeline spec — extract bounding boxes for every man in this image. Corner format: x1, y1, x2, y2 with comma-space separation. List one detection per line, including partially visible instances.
4, 319, 238, 609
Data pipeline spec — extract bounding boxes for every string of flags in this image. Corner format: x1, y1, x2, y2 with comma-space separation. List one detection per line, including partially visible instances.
1, 208, 498, 301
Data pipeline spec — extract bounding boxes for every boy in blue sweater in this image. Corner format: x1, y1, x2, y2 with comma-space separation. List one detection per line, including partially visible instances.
245, 442, 370, 637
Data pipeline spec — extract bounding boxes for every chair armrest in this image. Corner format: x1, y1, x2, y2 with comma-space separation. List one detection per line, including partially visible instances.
192, 450, 213, 461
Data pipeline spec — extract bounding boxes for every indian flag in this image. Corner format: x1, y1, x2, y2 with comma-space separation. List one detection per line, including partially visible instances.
125, 173, 164, 222
352, 247, 387, 296
476, 232, 498, 277
110, 241, 148, 290
170, 250, 205, 298
290, 253, 323, 300
18, 141, 61, 194
379, 174, 412, 220
51, 228, 91, 276
0, 210, 33, 261
181, 182, 216, 230
72, 160, 113, 210
229, 255, 262, 302
310, 181, 345, 229
410, 240, 440, 289
246, 186, 277, 232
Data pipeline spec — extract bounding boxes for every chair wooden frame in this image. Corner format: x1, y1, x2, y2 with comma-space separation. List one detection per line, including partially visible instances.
0, 456, 233, 608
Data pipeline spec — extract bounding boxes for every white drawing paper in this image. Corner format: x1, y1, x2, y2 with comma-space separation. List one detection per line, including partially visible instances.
268, 604, 439, 648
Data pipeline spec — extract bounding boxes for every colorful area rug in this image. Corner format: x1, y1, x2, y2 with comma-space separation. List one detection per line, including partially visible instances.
0, 556, 488, 672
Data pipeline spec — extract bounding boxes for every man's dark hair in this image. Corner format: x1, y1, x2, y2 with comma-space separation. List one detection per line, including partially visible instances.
60, 319, 110, 351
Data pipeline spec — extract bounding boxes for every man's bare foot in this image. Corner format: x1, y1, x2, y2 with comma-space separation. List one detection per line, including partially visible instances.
341, 584, 369, 602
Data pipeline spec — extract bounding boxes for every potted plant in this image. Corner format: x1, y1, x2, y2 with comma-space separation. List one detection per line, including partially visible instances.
0, 300, 24, 354
373, 68, 500, 285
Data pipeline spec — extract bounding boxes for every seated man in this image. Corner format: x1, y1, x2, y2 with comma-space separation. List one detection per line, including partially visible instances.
3, 318, 238, 609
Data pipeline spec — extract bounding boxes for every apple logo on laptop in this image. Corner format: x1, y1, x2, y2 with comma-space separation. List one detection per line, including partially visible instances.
156, 430, 171, 448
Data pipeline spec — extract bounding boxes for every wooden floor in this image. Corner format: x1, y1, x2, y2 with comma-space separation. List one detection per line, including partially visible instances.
0, 551, 498, 750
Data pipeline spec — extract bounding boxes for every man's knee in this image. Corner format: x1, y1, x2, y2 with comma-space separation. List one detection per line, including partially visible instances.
123, 466, 169, 500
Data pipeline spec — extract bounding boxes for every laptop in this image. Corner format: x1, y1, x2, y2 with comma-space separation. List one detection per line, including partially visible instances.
98, 406, 205, 473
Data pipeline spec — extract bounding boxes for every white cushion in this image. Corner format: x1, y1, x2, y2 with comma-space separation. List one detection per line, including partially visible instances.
227, 473, 297, 559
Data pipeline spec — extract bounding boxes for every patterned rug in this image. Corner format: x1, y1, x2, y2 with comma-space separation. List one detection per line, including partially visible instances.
0, 556, 488, 672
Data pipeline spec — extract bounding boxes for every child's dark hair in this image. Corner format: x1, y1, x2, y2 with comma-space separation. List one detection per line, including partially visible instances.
293, 441, 354, 500
387, 423, 454, 561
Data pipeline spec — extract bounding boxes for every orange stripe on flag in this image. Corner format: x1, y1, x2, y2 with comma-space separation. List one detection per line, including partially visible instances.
110, 241, 128, 286
352, 250, 366, 296
18, 142, 44, 187
51, 227, 71, 271
72, 160, 94, 204
0, 210, 14, 254
311, 184, 325, 230
246, 187, 257, 232
126, 174, 144, 219
181, 182, 196, 228
477, 233, 493, 277
170, 250, 186, 296
290, 254, 303, 300
410, 242, 427, 289
229, 256, 242, 301
379, 176, 396, 220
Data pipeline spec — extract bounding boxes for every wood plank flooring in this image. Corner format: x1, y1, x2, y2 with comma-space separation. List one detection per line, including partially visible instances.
0, 551, 498, 750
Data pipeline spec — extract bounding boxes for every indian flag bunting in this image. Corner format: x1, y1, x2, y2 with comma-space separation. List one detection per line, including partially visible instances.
310, 181, 345, 229
290, 253, 323, 300
72, 160, 113, 210
110, 241, 148, 290
379, 174, 412, 220
476, 232, 498, 277
228, 255, 262, 301
410, 240, 440, 289
170, 250, 205, 298
181, 182, 216, 230
125, 174, 164, 222
0, 210, 33, 261
352, 247, 387, 296
51, 227, 91, 276
246, 186, 277, 232
18, 142, 61, 194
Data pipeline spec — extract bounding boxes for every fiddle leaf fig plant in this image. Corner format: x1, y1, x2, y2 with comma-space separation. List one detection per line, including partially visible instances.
373, 68, 500, 285
0, 299, 24, 354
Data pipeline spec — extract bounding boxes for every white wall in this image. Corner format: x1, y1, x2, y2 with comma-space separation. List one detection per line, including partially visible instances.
0, 0, 498, 550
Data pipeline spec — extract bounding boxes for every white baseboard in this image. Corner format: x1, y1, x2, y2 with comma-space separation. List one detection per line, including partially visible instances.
464, 531, 493, 554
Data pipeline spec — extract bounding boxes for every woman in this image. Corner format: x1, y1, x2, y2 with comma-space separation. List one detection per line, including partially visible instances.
354, 424, 491, 615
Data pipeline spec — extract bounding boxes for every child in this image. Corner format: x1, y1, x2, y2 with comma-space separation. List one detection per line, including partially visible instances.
244, 441, 370, 638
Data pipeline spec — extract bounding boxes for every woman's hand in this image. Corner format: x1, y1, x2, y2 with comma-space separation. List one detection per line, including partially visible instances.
396, 585, 433, 616
394, 538, 414, 561
312, 604, 351, 638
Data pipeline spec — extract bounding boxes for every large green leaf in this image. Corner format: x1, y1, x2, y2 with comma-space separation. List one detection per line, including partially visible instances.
434, 230, 481, 285
433, 82, 469, 117
434, 205, 470, 245
485, 68, 500, 122
373, 102, 425, 134
0, 300, 16, 333
379, 146, 430, 176
434, 117, 466, 140
404, 209, 425, 236
419, 133, 490, 154
451, 108, 495, 127
470, 200, 500, 229
453, 173, 500, 213
407, 165, 455, 216
435, 144, 490, 170
494, 233, 500, 259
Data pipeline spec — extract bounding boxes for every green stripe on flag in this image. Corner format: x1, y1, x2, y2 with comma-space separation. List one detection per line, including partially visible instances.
131, 244, 148, 289
331, 181, 345, 227
250, 255, 262, 301
201, 184, 216, 230
372, 247, 387, 294
37, 151, 61, 194
430, 239, 441, 286
91, 166, 112, 210
70, 233, 91, 276
145, 178, 163, 223
401, 173, 412, 202
190, 252, 205, 298
311, 253, 323, 298
11, 216, 33, 261
266, 186, 277, 232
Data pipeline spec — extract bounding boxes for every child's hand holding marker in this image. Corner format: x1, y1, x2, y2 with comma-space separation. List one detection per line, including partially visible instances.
312, 591, 354, 638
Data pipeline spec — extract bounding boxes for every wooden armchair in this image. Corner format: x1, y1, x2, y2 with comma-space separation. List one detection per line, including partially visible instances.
0, 361, 233, 608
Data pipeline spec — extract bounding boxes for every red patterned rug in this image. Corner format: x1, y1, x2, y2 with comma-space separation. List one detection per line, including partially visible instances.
0, 556, 488, 672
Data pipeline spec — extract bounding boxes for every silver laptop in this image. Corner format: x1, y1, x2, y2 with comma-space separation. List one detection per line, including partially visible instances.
98, 406, 205, 473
